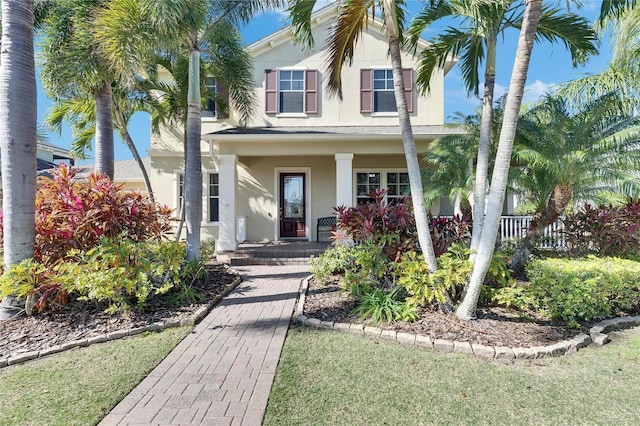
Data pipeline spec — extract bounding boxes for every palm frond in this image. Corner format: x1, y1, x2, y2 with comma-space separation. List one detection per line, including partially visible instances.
324, 0, 373, 98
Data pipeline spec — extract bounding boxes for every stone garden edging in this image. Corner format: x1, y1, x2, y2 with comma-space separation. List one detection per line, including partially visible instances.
295, 275, 640, 360
0, 273, 243, 369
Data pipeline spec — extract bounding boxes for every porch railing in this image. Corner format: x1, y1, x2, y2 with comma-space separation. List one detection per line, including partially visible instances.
498, 215, 565, 249
442, 215, 566, 249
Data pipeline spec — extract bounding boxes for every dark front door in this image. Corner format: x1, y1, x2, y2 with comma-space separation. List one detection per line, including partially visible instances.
280, 173, 306, 238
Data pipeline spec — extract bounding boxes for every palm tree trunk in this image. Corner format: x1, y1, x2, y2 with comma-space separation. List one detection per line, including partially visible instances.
95, 82, 115, 179
113, 103, 155, 203
510, 183, 572, 276
0, 0, 37, 320
383, 0, 451, 310
470, 35, 498, 258
457, 0, 543, 321
185, 47, 203, 260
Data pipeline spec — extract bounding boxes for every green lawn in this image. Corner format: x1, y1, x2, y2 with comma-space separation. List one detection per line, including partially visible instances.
0, 327, 191, 426
265, 326, 640, 426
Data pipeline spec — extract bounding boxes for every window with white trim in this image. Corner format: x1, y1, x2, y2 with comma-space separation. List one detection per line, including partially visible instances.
208, 173, 219, 222
373, 70, 396, 113
386, 172, 410, 204
203, 77, 217, 117
176, 172, 220, 223
356, 171, 410, 205
264, 69, 318, 115
360, 68, 414, 114
279, 70, 304, 113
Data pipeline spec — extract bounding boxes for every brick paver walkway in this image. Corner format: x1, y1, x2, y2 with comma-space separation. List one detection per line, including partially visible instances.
100, 264, 309, 426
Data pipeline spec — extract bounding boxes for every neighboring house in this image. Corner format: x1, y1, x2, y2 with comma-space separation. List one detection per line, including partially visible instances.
148, 4, 461, 253
36, 140, 75, 170
75, 157, 150, 193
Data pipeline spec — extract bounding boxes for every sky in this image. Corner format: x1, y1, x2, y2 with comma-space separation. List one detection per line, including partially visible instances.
36, 1, 612, 165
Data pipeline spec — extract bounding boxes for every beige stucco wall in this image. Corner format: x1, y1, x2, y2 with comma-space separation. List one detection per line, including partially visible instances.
248, 20, 445, 129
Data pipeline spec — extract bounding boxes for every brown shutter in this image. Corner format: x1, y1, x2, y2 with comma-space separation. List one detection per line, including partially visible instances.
403, 68, 414, 113
265, 69, 278, 114
305, 69, 318, 114
215, 80, 229, 118
360, 69, 373, 113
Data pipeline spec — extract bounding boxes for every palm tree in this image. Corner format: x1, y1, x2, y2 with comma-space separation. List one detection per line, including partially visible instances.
45, 83, 159, 201
288, 0, 442, 280
560, 1, 639, 112
39, 0, 116, 179
423, 106, 505, 217
509, 93, 640, 274
95, 0, 284, 260
0, 0, 37, 319
456, 0, 543, 321
409, 0, 597, 255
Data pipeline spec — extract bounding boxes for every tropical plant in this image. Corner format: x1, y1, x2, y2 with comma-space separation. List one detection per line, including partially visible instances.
409, 0, 597, 255
45, 83, 159, 200
94, 0, 284, 260
39, 0, 117, 178
563, 200, 640, 259
33, 164, 172, 265
0, 0, 38, 320
508, 93, 640, 274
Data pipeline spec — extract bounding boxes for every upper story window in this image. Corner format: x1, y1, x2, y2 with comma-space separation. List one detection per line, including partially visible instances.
203, 77, 217, 117
373, 70, 396, 113
360, 68, 414, 114
265, 69, 319, 115
202, 77, 228, 119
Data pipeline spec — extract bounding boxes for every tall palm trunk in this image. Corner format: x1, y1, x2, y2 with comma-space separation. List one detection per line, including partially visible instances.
383, 0, 438, 274
510, 183, 572, 276
95, 82, 115, 179
384, 0, 453, 310
185, 47, 203, 260
113, 103, 155, 202
0, 0, 37, 320
470, 36, 498, 256
457, 0, 543, 321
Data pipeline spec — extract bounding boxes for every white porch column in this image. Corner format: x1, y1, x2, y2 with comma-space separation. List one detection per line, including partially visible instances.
335, 153, 354, 207
217, 154, 237, 252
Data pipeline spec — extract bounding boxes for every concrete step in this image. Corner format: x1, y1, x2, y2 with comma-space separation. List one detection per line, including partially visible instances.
230, 257, 311, 266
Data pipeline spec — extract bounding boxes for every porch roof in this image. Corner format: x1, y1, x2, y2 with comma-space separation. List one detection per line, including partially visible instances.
204, 125, 465, 142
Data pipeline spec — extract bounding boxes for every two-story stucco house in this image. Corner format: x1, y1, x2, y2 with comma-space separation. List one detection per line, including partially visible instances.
148, 4, 460, 255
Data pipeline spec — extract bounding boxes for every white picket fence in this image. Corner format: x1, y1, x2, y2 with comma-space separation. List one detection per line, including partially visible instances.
499, 215, 565, 249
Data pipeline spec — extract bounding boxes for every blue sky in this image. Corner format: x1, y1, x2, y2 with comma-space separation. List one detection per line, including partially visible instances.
37, 1, 611, 164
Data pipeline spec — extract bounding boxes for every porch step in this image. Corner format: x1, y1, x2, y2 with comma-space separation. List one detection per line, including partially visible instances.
229, 241, 330, 266
230, 257, 312, 266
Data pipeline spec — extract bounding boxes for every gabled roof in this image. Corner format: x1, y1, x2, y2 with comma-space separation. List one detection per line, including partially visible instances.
248, 3, 456, 74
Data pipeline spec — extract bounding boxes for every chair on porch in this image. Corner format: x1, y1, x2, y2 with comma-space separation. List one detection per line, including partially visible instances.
316, 216, 337, 242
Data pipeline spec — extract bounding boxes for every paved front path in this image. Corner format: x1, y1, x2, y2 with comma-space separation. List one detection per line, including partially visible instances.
100, 264, 309, 426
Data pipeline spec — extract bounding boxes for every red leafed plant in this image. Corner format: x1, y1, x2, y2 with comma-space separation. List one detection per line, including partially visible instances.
333, 189, 472, 260
563, 198, 640, 258
334, 189, 417, 262
34, 164, 173, 265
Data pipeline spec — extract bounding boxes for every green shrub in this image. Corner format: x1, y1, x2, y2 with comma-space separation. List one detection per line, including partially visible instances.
494, 256, 640, 327
397, 244, 472, 307
309, 244, 352, 284
351, 287, 417, 324
0, 238, 189, 314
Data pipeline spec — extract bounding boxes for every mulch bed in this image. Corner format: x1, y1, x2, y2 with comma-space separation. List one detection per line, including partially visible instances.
303, 276, 588, 348
0, 263, 239, 359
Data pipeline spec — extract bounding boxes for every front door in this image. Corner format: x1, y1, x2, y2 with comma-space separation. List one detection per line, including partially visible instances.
280, 173, 306, 238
